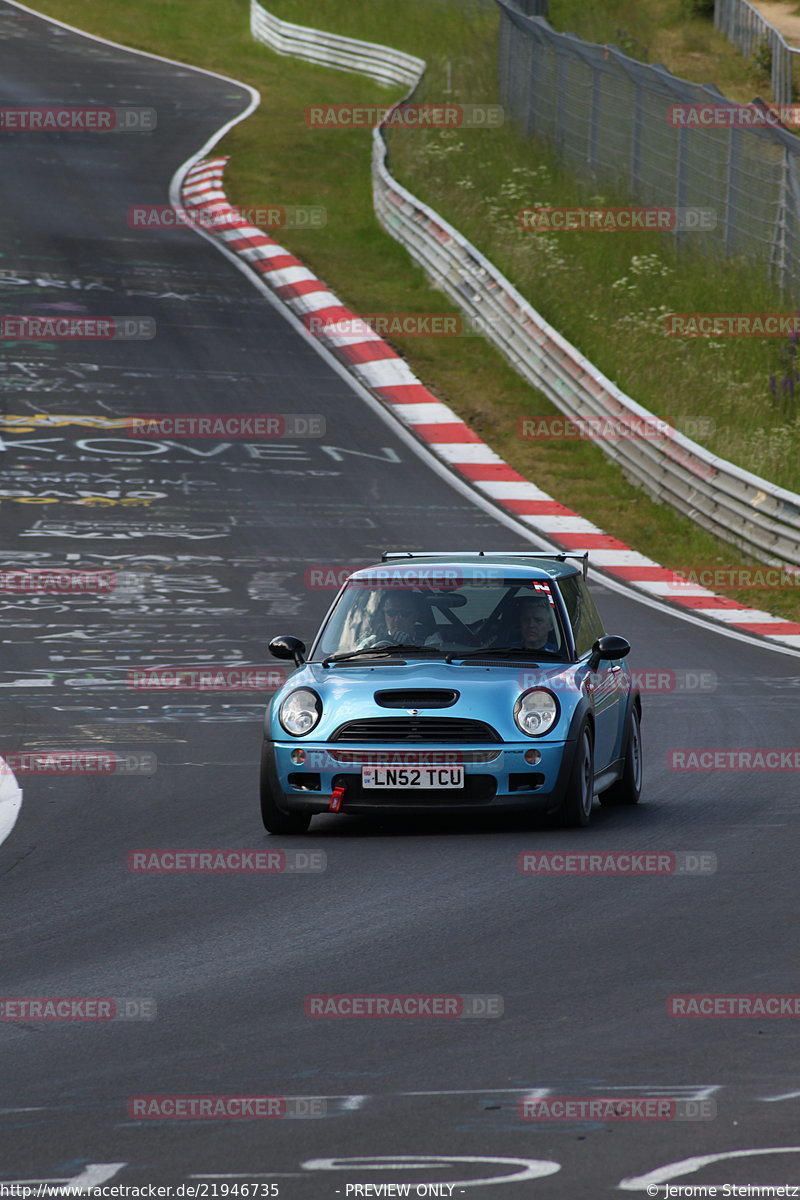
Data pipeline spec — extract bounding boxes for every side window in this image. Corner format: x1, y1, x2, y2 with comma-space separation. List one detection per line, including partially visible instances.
558, 575, 606, 658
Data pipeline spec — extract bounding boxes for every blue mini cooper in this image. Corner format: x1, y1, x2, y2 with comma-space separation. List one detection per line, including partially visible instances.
262, 551, 642, 833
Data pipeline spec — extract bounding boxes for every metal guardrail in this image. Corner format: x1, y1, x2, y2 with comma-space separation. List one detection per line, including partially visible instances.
715, 0, 797, 108
372, 134, 800, 566
250, 0, 800, 567
250, 0, 423, 88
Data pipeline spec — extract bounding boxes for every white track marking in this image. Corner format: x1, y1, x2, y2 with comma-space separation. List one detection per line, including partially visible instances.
618, 1147, 800, 1190
302, 1155, 560, 1188
5, 1165, 126, 1192
0, 758, 23, 849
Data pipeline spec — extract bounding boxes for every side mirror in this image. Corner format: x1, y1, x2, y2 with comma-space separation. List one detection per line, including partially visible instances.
588, 634, 631, 671
269, 635, 307, 667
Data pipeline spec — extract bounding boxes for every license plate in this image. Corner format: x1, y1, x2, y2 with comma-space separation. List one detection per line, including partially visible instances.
362, 765, 465, 789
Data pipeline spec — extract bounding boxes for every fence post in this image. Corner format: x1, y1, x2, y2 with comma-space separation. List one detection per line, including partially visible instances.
553, 40, 566, 151
773, 34, 787, 108
771, 148, 790, 293
629, 83, 643, 196
588, 61, 602, 172
724, 128, 740, 256
524, 19, 540, 136
674, 124, 689, 253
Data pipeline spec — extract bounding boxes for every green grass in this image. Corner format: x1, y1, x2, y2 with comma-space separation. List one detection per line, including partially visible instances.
25, 0, 800, 625
548, 0, 776, 102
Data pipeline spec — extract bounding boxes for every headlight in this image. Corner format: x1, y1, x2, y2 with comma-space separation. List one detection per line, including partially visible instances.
279, 688, 322, 736
514, 688, 558, 737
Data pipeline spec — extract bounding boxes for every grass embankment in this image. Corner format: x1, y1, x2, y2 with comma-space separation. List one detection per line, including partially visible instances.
28, 0, 800, 621
549, 0, 785, 104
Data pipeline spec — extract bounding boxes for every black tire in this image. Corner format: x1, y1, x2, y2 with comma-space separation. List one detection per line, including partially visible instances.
599, 705, 642, 806
260, 741, 311, 835
556, 723, 594, 828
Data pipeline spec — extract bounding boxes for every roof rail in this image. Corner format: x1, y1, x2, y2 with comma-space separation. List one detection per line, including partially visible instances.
381, 550, 589, 578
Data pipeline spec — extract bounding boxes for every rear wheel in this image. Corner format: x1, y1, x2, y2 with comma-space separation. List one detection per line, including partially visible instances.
557, 724, 594, 828
599, 706, 642, 806
260, 741, 311, 835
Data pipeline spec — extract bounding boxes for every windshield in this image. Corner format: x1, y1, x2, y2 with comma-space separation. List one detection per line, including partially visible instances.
313, 577, 568, 660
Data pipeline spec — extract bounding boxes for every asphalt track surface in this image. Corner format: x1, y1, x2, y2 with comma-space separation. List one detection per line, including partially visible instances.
1, 3, 800, 1196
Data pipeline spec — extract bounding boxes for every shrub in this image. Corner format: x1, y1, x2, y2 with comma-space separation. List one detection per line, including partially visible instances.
681, 0, 715, 17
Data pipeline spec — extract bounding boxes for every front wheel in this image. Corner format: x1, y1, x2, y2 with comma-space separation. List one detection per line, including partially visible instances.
599, 705, 642, 806
260, 742, 311, 835
556, 724, 594, 828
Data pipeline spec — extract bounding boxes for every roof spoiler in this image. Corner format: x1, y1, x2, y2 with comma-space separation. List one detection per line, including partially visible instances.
381, 550, 589, 579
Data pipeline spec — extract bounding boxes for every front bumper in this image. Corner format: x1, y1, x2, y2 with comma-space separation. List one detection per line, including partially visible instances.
268, 739, 577, 814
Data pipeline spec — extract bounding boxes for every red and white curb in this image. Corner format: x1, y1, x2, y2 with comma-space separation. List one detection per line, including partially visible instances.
181, 157, 800, 651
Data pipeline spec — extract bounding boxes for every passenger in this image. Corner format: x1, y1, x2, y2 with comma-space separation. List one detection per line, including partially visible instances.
516, 594, 559, 652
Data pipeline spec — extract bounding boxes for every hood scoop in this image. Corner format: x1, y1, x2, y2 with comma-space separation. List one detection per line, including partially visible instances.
374, 689, 459, 709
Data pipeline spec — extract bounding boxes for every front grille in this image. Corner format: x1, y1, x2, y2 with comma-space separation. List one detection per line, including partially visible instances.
374, 689, 458, 709
330, 717, 501, 744
332, 773, 497, 805
328, 749, 501, 765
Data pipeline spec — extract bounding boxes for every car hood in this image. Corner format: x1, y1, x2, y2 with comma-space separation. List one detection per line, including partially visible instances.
267, 658, 583, 742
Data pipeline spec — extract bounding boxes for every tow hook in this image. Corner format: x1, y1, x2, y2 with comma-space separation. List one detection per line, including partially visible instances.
329, 785, 346, 813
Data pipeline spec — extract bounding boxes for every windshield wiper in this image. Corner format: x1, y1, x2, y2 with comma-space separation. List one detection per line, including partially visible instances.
449, 646, 554, 660
322, 643, 443, 667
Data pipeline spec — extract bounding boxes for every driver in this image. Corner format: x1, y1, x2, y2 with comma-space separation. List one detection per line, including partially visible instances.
358, 590, 431, 649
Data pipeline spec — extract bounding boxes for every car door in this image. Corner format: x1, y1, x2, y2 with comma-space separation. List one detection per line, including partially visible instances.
557, 574, 628, 771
